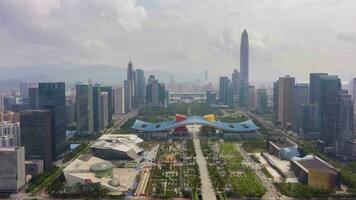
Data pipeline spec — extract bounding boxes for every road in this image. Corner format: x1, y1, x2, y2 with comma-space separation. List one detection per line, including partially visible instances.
190, 126, 217, 200
105, 109, 139, 134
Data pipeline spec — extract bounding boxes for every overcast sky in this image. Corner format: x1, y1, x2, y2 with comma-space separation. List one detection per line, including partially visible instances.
0, 0, 356, 83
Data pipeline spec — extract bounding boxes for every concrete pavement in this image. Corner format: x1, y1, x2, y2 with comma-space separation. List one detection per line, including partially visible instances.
190, 126, 216, 200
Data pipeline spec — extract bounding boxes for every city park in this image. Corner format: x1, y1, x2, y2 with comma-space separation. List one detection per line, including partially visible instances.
119, 103, 268, 199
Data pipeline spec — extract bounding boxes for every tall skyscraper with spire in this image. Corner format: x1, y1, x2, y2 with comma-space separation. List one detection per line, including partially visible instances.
126, 60, 136, 109
239, 29, 249, 107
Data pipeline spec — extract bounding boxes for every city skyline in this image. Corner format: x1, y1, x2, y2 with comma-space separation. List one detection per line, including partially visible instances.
0, 1, 356, 83
2, 1, 356, 199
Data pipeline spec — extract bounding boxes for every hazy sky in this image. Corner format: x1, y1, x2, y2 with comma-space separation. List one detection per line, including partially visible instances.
0, 0, 356, 83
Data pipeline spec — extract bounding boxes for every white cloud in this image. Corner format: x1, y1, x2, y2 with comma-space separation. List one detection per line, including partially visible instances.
0, 0, 356, 83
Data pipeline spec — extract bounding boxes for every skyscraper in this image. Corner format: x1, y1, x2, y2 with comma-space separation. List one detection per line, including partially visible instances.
113, 85, 124, 114
127, 61, 136, 108
301, 104, 320, 139
219, 76, 229, 105
204, 70, 208, 82
88, 80, 94, 134
319, 75, 341, 146
272, 81, 279, 124
277, 76, 295, 129
257, 88, 268, 114
92, 84, 102, 132
135, 69, 146, 105
309, 73, 328, 104
232, 69, 240, 105
100, 92, 109, 128
28, 87, 39, 109
38, 82, 66, 160
292, 83, 309, 133
239, 29, 249, 107
146, 77, 166, 107
0, 95, 4, 112
20, 110, 52, 170
206, 91, 217, 106
19, 82, 37, 100
337, 91, 353, 156
75, 84, 90, 134
100, 86, 113, 125
124, 80, 132, 113
248, 85, 256, 111
352, 78, 356, 114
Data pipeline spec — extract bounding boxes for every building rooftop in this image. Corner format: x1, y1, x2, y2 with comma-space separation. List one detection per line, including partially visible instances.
292, 155, 337, 174
269, 137, 296, 149
131, 115, 259, 133
92, 134, 143, 154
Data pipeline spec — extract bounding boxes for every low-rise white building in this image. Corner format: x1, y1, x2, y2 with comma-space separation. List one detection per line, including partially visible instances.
91, 134, 144, 160
63, 154, 138, 192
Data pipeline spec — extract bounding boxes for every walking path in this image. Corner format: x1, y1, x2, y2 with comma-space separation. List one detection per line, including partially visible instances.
191, 127, 216, 200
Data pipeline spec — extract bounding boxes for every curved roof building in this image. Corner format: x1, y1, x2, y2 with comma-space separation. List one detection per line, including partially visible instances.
131, 115, 259, 133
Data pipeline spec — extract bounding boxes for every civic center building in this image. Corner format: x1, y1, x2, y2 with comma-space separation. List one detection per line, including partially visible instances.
131, 114, 260, 140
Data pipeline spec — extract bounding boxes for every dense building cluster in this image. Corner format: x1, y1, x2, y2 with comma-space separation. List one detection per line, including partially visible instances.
273, 74, 356, 160
0, 60, 169, 194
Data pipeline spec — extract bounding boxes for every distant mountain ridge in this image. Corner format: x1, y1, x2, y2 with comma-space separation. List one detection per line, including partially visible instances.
0, 64, 201, 91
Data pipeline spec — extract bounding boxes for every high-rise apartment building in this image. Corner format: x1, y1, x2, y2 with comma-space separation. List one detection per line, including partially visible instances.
38, 82, 66, 160
113, 85, 124, 114
277, 76, 295, 129
0, 121, 20, 147
239, 29, 249, 107
20, 110, 52, 170
0, 147, 26, 193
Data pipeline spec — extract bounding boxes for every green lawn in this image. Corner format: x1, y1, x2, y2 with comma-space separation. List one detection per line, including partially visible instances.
242, 140, 266, 153
274, 183, 332, 198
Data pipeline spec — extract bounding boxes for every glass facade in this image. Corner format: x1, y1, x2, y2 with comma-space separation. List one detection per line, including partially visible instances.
38, 82, 66, 160
20, 110, 52, 170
